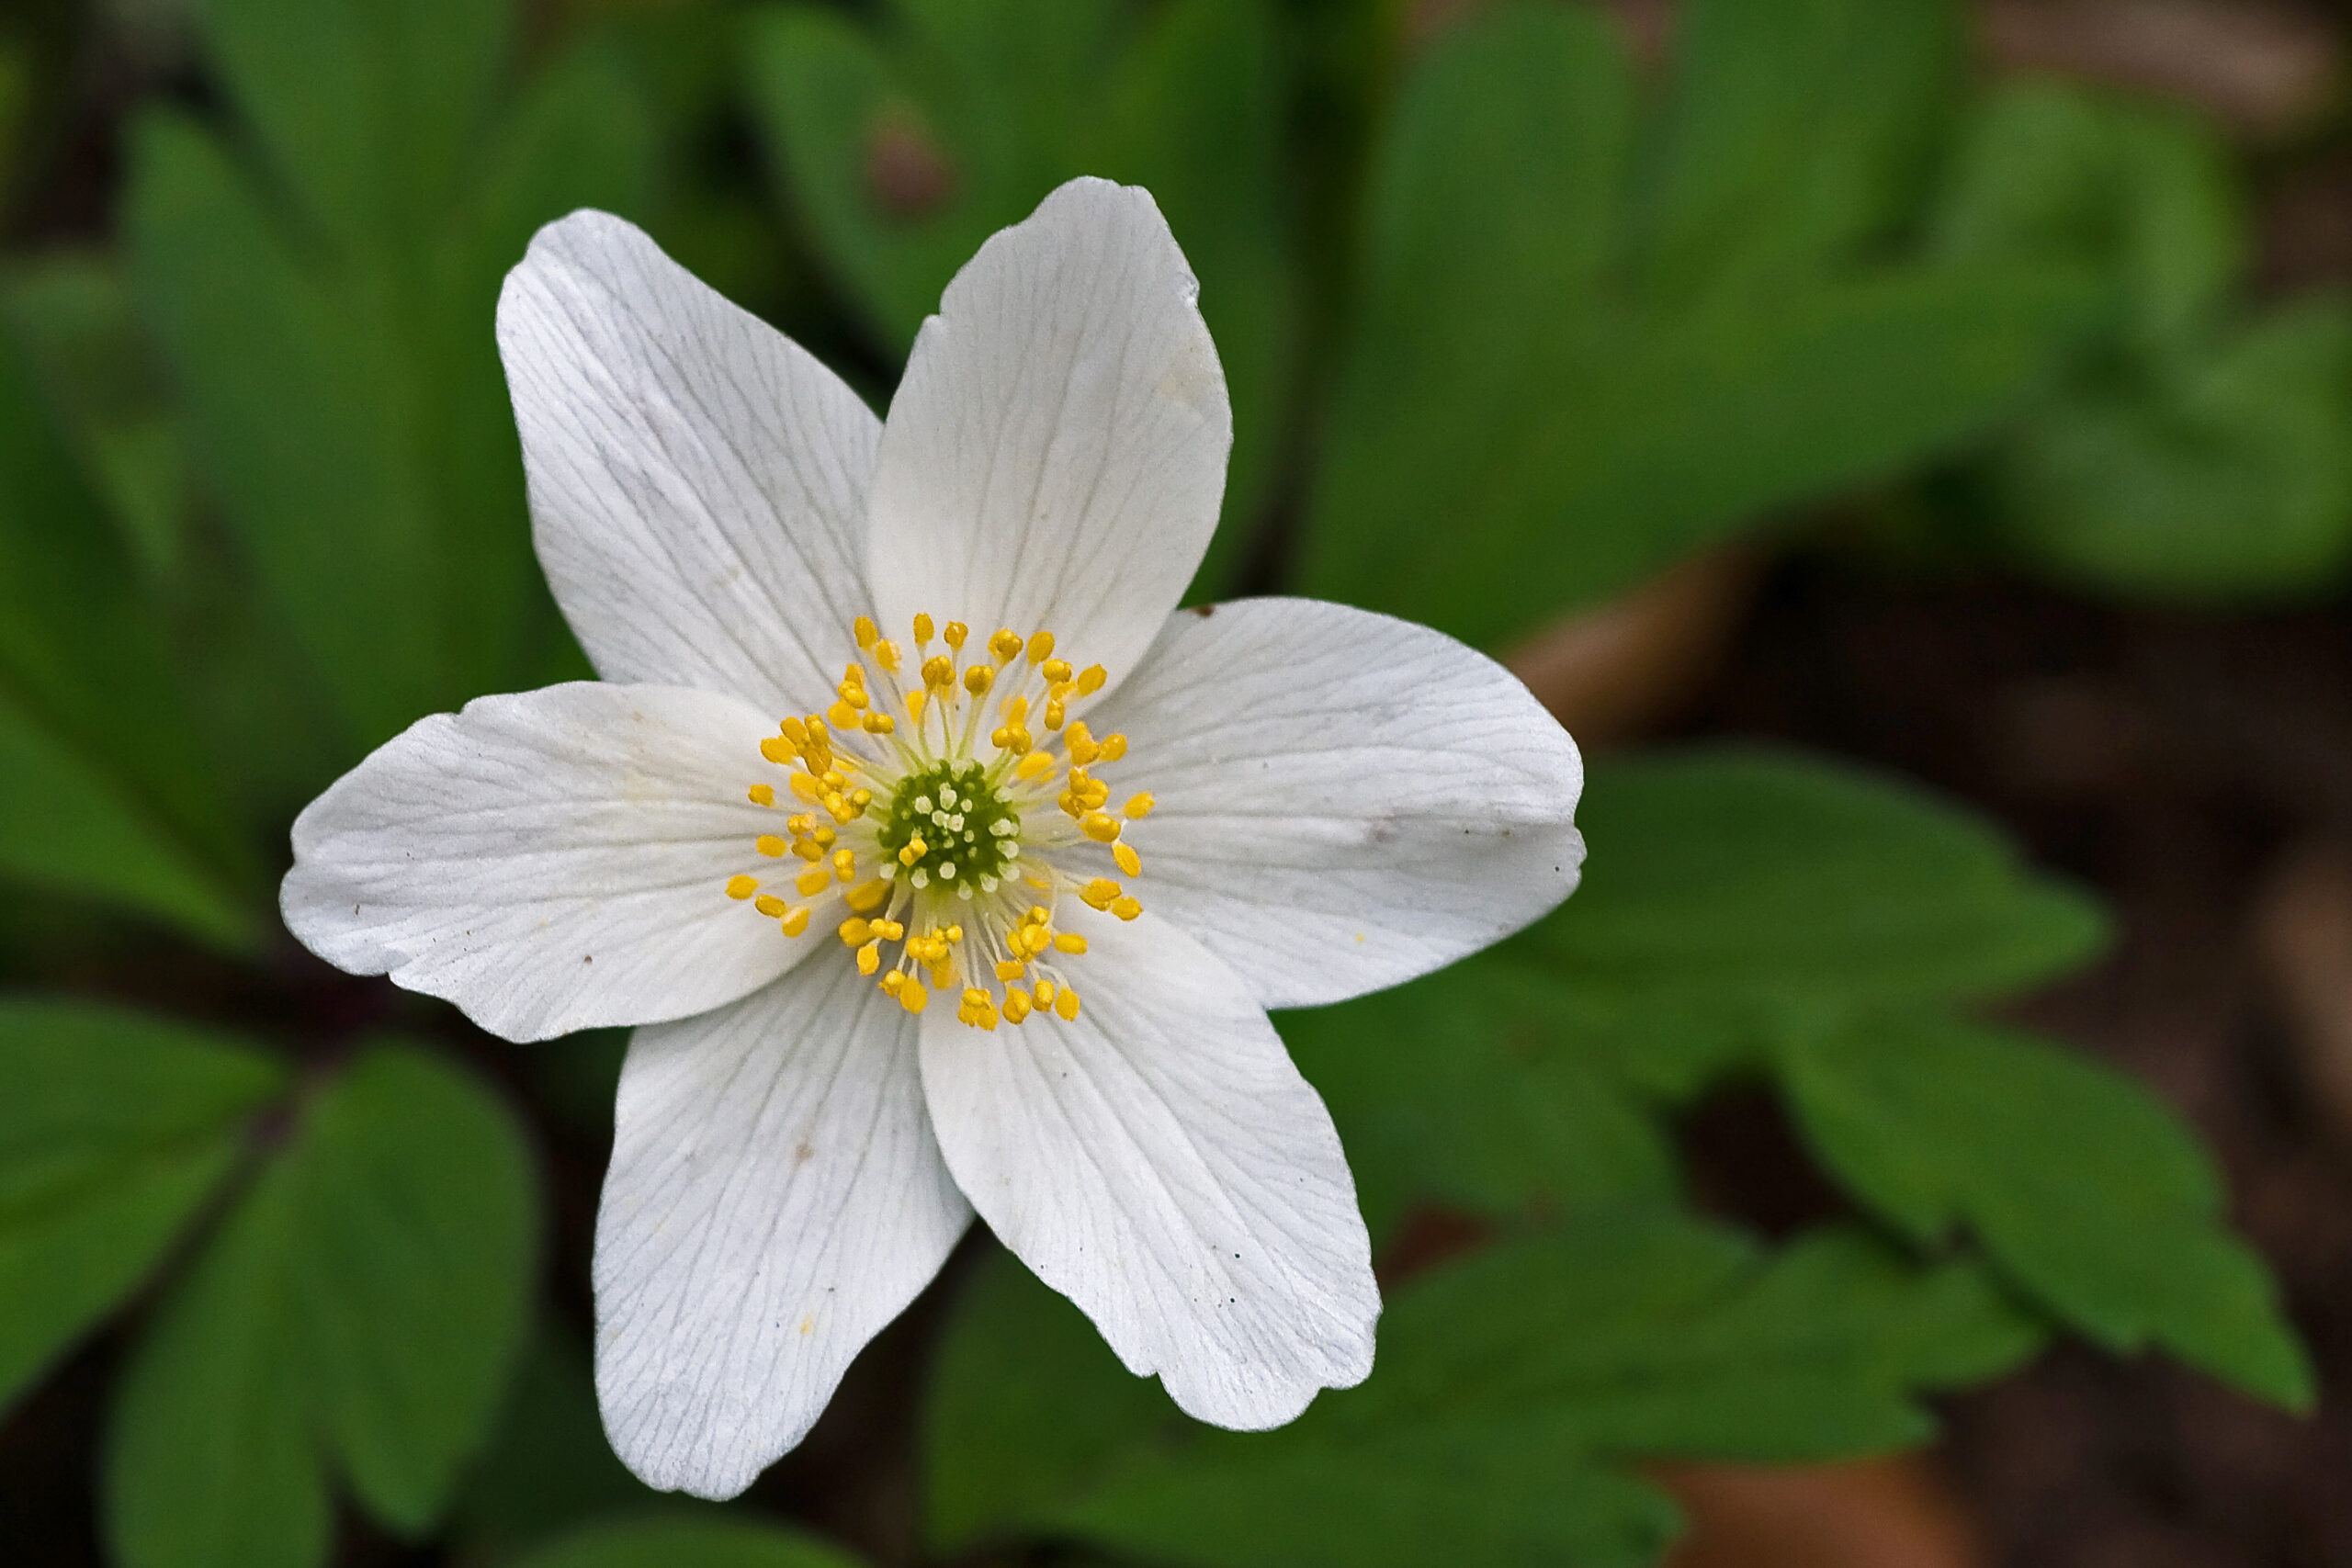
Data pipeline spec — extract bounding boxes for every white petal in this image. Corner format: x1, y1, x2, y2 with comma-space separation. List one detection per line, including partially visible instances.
594, 956, 970, 1499
1087, 597, 1585, 1009
282, 682, 807, 1041
919, 905, 1376, 1429
865, 178, 1230, 693
499, 210, 877, 715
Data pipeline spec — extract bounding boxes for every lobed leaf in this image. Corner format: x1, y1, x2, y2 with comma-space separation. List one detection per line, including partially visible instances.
0, 998, 284, 1412
1516, 747, 2108, 1079
106, 1042, 538, 1568
924, 1213, 2038, 1567
0, 330, 254, 943
1278, 956, 1678, 1239
127, 19, 650, 754
1301, 1, 2094, 648
1780, 1015, 2313, 1408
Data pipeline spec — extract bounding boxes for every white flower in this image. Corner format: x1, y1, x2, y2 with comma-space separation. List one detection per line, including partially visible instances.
280, 178, 1585, 1499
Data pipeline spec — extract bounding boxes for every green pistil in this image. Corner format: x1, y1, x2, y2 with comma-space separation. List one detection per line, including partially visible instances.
876, 761, 1020, 889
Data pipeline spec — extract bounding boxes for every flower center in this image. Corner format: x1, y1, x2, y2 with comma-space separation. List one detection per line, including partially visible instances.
719, 614, 1152, 1029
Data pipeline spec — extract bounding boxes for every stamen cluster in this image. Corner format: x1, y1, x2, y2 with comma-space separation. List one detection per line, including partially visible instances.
721, 613, 1157, 1028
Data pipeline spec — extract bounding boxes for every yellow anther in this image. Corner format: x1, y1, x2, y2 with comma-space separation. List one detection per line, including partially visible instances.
796, 867, 831, 897
864, 713, 895, 735
1081, 812, 1122, 843
906, 690, 928, 725
1076, 664, 1106, 694
726, 875, 759, 900
839, 918, 872, 946
1053, 932, 1088, 955
922, 654, 955, 689
1124, 792, 1155, 819
754, 894, 786, 918
874, 639, 901, 672
1067, 724, 1100, 766
1114, 841, 1142, 877
1026, 905, 1051, 926
846, 879, 890, 913
857, 941, 881, 976
755, 835, 786, 858
989, 628, 1023, 663
995, 959, 1027, 981
1055, 987, 1081, 1021
1016, 751, 1055, 781
813, 826, 837, 846
833, 849, 856, 882
1001, 694, 1029, 725
964, 664, 994, 695
837, 683, 868, 710
761, 736, 793, 765
1110, 895, 1142, 921
1045, 699, 1066, 729
748, 784, 775, 807
1041, 659, 1072, 683
780, 905, 810, 936
872, 919, 905, 941
962, 986, 991, 1010
854, 615, 878, 648
780, 716, 808, 744
793, 839, 824, 862
850, 788, 872, 807
827, 701, 858, 729
787, 771, 820, 801
881, 971, 904, 995
898, 977, 928, 1014
1034, 979, 1057, 1007
1027, 631, 1055, 665
944, 621, 968, 650
1003, 988, 1033, 1024
899, 839, 927, 866
1099, 734, 1127, 761
913, 613, 934, 645
1081, 878, 1121, 910
786, 814, 813, 833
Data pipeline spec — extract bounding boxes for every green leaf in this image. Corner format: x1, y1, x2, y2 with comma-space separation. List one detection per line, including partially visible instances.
127, 28, 650, 750
1989, 297, 2352, 598
2, 253, 191, 578
509, 1517, 872, 1568
0, 327, 254, 943
195, 0, 510, 253
1277, 955, 1678, 1238
1636, 0, 1962, 299
924, 1218, 2036, 1565
452, 1320, 662, 1554
1515, 748, 2108, 1093
741, 0, 1300, 590
1301, 4, 2094, 647
106, 1143, 328, 1568
1935, 79, 2241, 354
1059, 1427, 1681, 1568
107, 1043, 538, 1568
1780, 1014, 2313, 1408
0, 998, 285, 1411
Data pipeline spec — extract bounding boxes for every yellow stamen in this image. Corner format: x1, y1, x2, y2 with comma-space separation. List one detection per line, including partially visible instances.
1016, 751, 1055, 781
1041, 659, 1072, 683
989, 628, 1023, 663
1110, 896, 1142, 921
756, 835, 787, 857
1003, 988, 1033, 1024
854, 615, 877, 649
726, 875, 759, 900
780, 906, 809, 936
874, 639, 901, 673
857, 941, 881, 976
1081, 812, 1122, 843
754, 895, 786, 918
1081, 878, 1121, 910
944, 621, 968, 650
839, 918, 872, 946
1077, 664, 1106, 695
1056, 987, 1081, 1021
1054, 932, 1088, 955
796, 867, 831, 897
1098, 734, 1127, 761
846, 879, 890, 913
913, 613, 934, 645
964, 664, 994, 695
1114, 841, 1142, 877
833, 848, 856, 882
1027, 632, 1055, 665
748, 784, 775, 807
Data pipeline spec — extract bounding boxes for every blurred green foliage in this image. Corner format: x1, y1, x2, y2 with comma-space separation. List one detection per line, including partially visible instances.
0, 0, 2328, 1565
